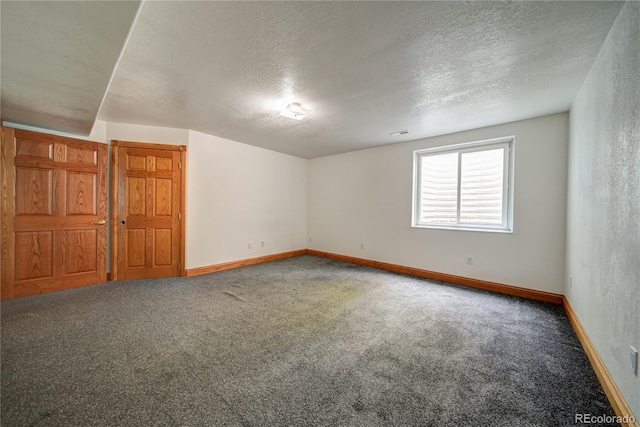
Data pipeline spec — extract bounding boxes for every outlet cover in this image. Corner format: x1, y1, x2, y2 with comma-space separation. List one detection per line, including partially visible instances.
631, 346, 638, 376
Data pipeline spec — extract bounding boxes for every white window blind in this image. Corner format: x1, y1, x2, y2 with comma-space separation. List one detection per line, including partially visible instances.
413, 137, 513, 232
419, 152, 458, 223
460, 148, 504, 224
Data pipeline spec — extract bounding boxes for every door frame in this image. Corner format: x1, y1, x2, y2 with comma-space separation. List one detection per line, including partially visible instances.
1, 127, 17, 299
110, 140, 187, 281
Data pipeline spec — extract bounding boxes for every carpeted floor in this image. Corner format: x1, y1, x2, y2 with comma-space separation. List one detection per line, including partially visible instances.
1, 255, 617, 426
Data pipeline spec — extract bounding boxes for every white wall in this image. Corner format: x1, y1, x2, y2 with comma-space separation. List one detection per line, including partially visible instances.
2, 119, 308, 271
309, 113, 569, 293
100, 121, 190, 271
105, 121, 189, 145
186, 130, 307, 269
567, 1, 639, 418
102, 123, 309, 270
2, 119, 108, 143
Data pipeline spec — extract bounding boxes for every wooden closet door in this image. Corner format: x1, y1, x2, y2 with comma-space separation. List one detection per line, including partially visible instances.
112, 142, 184, 280
1, 127, 108, 298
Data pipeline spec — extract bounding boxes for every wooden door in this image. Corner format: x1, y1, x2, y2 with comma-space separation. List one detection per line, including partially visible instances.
111, 141, 185, 280
1, 127, 108, 299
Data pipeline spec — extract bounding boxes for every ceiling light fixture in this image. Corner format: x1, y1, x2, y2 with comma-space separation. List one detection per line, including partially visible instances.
389, 130, 409, 136
279, 102, 312, 120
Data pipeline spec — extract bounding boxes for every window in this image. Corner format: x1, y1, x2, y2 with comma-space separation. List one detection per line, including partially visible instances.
412, 136, 514, 232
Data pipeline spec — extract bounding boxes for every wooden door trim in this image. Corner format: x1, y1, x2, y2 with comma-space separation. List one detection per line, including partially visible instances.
1, 127, 17, 299
112, 140, 186, 152
179, 148, 186, 277
111, 141, 120, 280
110, 140, 187, 281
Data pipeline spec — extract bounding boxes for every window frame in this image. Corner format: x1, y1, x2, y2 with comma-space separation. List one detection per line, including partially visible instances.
412, 136, 514, 232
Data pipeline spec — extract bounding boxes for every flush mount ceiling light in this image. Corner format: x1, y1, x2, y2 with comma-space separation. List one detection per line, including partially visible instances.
279, 102, 312, 120
389, 130, 409, 136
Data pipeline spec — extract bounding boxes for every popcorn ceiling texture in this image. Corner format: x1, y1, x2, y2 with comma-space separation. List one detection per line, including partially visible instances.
0, 1, 141, 134
567, 0, 640, 419
1, 2, 625, 158
97, 1, 623, 158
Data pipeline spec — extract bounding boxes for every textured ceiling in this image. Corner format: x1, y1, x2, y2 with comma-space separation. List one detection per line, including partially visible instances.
1, 1, 142, 135
2, 1, 625, 158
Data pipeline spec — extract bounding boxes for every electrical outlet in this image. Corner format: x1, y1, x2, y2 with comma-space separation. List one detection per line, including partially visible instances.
631, 346, 638, 376
261, 241, 265, 247
248, 242, 252, 249
360, 243, 364, 249
466, 256, 473, 265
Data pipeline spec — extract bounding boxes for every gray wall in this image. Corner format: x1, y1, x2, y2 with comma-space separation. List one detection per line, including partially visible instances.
567, 1, 639, 418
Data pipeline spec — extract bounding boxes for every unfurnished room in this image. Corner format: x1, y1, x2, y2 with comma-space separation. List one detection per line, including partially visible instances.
0, 1, 638, 426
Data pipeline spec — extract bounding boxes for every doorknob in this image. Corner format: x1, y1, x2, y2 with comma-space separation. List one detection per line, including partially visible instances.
92, 219, 106, 225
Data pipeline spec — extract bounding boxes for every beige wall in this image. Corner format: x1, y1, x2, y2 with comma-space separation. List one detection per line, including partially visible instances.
106, 121, 189, 145
4, 5, 637, 415
308, 113, 569, 293
186, 130, 307, 269
95, 122, 309, 271
2, 119, 109, 143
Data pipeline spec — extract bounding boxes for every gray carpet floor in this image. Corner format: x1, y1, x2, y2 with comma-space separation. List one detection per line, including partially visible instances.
1, 255, 617, 426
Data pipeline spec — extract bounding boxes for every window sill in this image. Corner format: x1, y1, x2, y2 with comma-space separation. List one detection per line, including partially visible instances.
412, 224, 513, 233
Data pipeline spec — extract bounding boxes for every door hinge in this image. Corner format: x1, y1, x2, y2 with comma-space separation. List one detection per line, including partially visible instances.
178, 262, 181, 270
178, 162, 182, 169
178, 213, 182, 220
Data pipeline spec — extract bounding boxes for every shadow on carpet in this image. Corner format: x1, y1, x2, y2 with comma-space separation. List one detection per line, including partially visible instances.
1, 255, 618, 426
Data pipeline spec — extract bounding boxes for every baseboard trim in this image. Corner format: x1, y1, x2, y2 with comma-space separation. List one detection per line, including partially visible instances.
114, 250, 637, 423
306, 249, 563, 304
185, 249, 307, 277
307, 249, 636, 423
562, 297, 638, 427
12, 247, 638, 423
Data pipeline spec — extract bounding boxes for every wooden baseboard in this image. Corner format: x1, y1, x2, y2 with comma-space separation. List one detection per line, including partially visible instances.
306, 250, 636, 423
8, 245, 637, 423
563, 297, 638, 427
306, 249, 563, 304
186, 249, 560, 304
185, 249, 307, 277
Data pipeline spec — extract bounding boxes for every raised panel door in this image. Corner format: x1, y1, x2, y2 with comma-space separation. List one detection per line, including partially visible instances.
113, 143, 183, 280
1, 127, 108, 298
